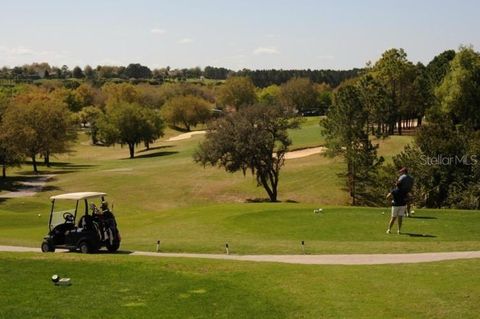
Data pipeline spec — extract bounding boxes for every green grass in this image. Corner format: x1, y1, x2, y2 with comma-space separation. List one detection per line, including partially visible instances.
288, 116, 325, 149
374, 135, 413, 162
1, 252, 479, 318
2, 201, 479, 254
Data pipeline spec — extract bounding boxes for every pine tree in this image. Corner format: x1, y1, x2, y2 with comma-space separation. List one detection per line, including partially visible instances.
322, 84, 384, 205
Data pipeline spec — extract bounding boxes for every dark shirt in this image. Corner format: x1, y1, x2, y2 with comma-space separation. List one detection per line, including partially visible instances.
397, 174, 414, 194
391, 188, 407, 206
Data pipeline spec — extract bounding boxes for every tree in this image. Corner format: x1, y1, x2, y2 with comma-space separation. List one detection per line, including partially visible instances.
97, 102, 164, 158
371, 48, 416, 135
279, 77, 318, 114
60, 65, 71, 78
357, 74, 391, 136
426, 50, 456, 86
436, 46, 480, 129
204, 66, 231, 80
408, 63, 435, 127
78, 106, 103, 144
322, 84, 384, 206
194, 105, 300, 202
0, 91, 76, 172
315, 83, 333, 115
392, 113, 474, 208
84, 65, 95, 79
124, 63, 152, 79
52, 87, 82, 112
0, 138, 23, 178
139, 107, 165, 150
257, 85, 280, 106
75, 83, 102, 109
103, 83, 139, 107
217, 76, 257, 111
0, 94, 23, 178
72, 66, 84, 78
161, 95, 212, 131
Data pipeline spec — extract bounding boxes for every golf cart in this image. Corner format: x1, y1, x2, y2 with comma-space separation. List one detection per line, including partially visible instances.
41, 192, 121, 254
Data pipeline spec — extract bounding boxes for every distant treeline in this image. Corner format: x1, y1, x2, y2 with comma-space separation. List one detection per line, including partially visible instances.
235, 68, 362, 87
0, 63, 361, 88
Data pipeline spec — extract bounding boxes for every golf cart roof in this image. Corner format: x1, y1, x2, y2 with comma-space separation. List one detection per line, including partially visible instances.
50, 192, 107, 201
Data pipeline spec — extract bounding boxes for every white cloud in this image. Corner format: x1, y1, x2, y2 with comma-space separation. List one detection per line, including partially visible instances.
177, 38, 193, 44
253, 46, 279, 55
150, 28, 166, 34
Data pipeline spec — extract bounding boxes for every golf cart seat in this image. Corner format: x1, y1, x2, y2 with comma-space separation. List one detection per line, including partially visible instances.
78, 214, 94, 230
51, 222, 75, 245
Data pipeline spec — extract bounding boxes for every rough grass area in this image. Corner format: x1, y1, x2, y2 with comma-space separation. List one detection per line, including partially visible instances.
0, 252, 479, 319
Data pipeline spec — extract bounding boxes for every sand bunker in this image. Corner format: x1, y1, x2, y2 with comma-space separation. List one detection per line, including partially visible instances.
167, 131, 206, 141
284, 147, 325, 160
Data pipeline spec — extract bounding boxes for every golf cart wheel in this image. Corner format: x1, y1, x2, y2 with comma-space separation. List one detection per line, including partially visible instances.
79, 241, 91, 254
41, 241, 55, 253
106, 240, 120, 253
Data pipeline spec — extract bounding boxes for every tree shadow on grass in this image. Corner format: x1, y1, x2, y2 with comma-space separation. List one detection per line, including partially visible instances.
122, 151, 178, 160
0, 176, 36, 192
19, 162, 97, 175
168, 125, 190, 133
137, 145, 174, 153
403, 232, 437, 238
0, 176, 60, 196
41, 185, 61, 192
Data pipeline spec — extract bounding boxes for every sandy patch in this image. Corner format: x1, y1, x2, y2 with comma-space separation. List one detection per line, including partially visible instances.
167, 131, 206, 141
284, 147, 325, 160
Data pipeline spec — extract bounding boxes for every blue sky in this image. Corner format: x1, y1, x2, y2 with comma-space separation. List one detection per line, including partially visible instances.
0, 0, 478, 70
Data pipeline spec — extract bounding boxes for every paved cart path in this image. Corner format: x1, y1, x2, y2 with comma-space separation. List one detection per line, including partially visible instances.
1, 245, 480, 265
